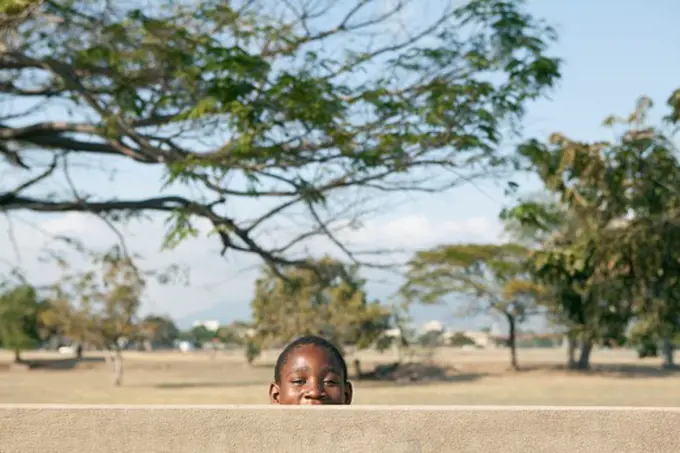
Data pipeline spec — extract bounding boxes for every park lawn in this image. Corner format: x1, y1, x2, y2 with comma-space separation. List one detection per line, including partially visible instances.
0, 348, 678, 406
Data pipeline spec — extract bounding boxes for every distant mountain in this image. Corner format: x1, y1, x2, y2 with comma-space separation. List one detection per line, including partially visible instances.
176, 299, 485, 331
174, 298, 549, 333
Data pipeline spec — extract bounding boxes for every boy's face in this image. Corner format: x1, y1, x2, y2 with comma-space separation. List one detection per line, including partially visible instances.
269, 344, 353, 405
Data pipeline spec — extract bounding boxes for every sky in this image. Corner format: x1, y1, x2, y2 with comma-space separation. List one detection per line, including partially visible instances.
1, 0, 680, 330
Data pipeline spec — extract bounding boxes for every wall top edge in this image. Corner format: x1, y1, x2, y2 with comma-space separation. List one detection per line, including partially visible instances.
0, 404, 679, 412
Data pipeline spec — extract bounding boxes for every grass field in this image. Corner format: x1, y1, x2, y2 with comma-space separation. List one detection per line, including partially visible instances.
1, 347, 679, 406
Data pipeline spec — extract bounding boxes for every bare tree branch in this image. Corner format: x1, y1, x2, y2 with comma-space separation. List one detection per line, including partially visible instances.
0, 0, 562, 275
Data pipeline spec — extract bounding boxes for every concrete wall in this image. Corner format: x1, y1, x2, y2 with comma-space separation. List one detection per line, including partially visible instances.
1, 405, 679, 453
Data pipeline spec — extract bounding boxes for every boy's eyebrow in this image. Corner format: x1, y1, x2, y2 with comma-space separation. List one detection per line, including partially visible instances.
320, 365, 340, 374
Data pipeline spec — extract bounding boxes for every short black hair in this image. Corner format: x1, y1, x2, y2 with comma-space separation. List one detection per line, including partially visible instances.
274, 335, 347, 383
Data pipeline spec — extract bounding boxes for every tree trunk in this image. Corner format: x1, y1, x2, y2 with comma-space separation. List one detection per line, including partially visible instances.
107, 347, 124, 386
113, 347, 123, 386
76, 343, 83, 360
573, 336, 593, 370
13, 348, 22, 364
661, 336, 676, 369
505, 313, 519, 370
566, 332, 577, 369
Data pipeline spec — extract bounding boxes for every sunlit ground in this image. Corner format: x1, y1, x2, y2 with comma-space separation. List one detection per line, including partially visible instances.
0, 348, 678, 406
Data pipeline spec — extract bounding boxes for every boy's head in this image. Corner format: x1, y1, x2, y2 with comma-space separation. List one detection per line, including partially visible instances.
269, 335, 353, 405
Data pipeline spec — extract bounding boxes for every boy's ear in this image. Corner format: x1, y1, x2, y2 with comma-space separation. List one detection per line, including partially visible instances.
344, 381, 353, 405
269, 382, 281, 404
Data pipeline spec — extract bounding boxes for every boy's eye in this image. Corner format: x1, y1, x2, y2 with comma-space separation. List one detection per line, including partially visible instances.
324, 379, 337, 386
290, 379, 305, 385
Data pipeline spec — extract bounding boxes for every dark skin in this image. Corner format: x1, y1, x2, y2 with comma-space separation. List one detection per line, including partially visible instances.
269, 344, 353, 405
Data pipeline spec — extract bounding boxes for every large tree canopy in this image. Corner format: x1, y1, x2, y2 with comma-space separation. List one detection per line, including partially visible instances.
0, 0, 560, 270
505, 94, 680, 369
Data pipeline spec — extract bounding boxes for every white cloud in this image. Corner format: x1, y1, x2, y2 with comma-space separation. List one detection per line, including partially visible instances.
342, 214, 503, 249
41, 212, 93, 235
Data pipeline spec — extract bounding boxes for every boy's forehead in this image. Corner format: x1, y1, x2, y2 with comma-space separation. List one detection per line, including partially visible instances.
286, 344, 341, 369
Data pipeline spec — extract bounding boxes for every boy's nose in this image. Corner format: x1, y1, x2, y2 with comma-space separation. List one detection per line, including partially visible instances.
304, 381, 324, 398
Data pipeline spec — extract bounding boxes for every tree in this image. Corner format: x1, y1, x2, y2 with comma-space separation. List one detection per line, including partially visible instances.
400, 243, 543, 370
189, 325, 218, 346
0, 0, 41, 23
216, 322, 251, 347
244, 341, 261, 366
44, 245, 146, 385
250, 257, 391, 353
448, 332, 476, 347
500, 197, 611, 369
507, 94, 680, 369
0, 282, 45, 363
0, 0, 561, 272
40, 294, 98, 359
417, 330, 445, 348
138, 314, 179, 350
530, 240, 627, 369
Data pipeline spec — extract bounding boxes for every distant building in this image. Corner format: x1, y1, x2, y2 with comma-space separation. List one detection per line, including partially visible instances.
178, 341, 195, 352
192, 320, 220, 331
383, 328, 402, 338
422, 320, 444, 333
423, 326, 565, 349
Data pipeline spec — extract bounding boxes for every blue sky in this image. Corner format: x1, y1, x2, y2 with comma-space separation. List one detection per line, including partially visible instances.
2, 0, 679, 331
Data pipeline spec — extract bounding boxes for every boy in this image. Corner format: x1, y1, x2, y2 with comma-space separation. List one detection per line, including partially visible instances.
269, 335, 353, 405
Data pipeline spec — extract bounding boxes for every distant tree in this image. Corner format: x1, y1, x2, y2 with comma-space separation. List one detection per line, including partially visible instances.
216, 323, 248, 347
244, 341, 261, 366
417, 330, 444, 348
190, 325, 218, 346
230, 321, 253, 331
40, 295, 98, 359
448, 332, 476, 347
250, 257, 391, 356
138, 315, 179, 350
43, 246, 146, 385
401, 243, 544, 370
372, 303, 414, 355
0, 283, 45, 363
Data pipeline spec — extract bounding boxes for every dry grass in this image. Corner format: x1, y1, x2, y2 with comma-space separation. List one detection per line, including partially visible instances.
0, 347, 679, 406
